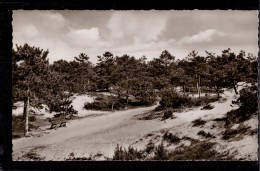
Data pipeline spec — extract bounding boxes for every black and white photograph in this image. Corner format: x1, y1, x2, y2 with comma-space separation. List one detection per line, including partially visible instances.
11, 10, 258, 161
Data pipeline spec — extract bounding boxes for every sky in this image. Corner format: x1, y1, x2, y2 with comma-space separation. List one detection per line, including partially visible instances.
13, 10, 258, 64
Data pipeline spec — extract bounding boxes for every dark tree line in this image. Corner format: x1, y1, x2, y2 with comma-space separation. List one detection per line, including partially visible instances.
12, 44, 257, 136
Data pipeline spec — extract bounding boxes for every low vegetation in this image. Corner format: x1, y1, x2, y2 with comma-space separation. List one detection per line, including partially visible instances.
197, 130, 215, 138
12, 115, 45, 139
112, 139, 232, 160
157, 89, 218, 111
225, 85, 257, 128
162, 132, 181, 143
21, 146, 46, 160
201, 103, 214, 110
192, 118, 206, 127
222, 124, 251, 140
84, 94, 157, 111
113, 144, 143, 160
161, 108, 174, 120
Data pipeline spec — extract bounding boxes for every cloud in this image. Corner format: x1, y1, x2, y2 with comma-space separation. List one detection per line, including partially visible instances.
37, 11, 67, 31
15, 23, 39, 39
66, 27, 100, 47
12, 11, 258, 64
178, 29, 226, 45
107, 11, 171, 45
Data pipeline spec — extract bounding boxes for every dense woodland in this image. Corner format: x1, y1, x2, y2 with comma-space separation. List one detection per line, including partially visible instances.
12, 43, 257, 136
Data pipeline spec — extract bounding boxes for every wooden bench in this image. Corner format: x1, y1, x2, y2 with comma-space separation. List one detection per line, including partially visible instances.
48, 117, 67, 129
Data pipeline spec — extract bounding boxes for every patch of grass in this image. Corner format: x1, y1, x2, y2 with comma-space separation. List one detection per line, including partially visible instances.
161, 109, 174, 121
112, 144, 143, 160
21, 146, 46, 160
145, 141, 155, 154
222, 124, 251, 140
225, 109, 257, 128
163, 132, 181, 144
111, 137, 233, 160
201, 104, 214, 110
152, 143, 168, 160
213, 117, 227, 122
65, 152, 92, 160
136, 111, 163, 120
192, 118, 206, 127
197, 130, 215, 138
249, 128, 257, 135
12, 115, 50, 139
167, 141, 230, 160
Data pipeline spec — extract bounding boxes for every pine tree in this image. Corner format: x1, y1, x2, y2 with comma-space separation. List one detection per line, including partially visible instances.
13, 44, 49, 136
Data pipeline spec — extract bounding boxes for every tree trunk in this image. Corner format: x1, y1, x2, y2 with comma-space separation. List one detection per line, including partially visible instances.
24, 87, 29, 137
126, 96, 129, 105
196, 76, 201, 98
233, 80, 238, 94
83, 85, 86, 93
112, 102, 114, 111
23, 98, 27, 120
216, 85, 220, 99
87, 78, 90, 92
198, 75, 201, 98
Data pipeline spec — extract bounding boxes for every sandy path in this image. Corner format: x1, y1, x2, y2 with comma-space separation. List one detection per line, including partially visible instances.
12, 91, 239, 161
13, 104, 161, 160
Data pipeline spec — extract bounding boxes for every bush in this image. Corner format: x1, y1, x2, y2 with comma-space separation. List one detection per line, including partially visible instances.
85, 93, 156, 111
222, 125, 251, 140
197, 130, 215, 138
167, 141, 229, 160
237, 85, 257, 113
84, 98, 125, 111
29, 116, 36, 122
224, 85, 257, 127
152, 143, 168, 160
158, 89, 218, 111
163, 132, 181, 144
112, 144, 143, 160
201, 104, 214, 110
224, 85, 258, 126
192, 118, 206, 127
161, 108, 174, 120
160, 91, 192, 109
145, 141, 155, 154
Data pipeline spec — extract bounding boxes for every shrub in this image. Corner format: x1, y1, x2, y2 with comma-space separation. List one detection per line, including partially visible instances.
167, 141, 229, 160
237, 85, 257, 113
112, 144, 143, 160
66, 152, 92, 160
163, 132, 181, 144
160, 92, 191, 109
192, 118, 206, 127
222, 125, 251, 140
145, 141, 155, 154
152, 143, 168, 160
224, 84, 257, 127
84, 97, 125, 111
161, 108, 174, 120
197, 130, 215, 138
158, 89, 218, 111
201, 104, 214, 110
224, 85, 258, 126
